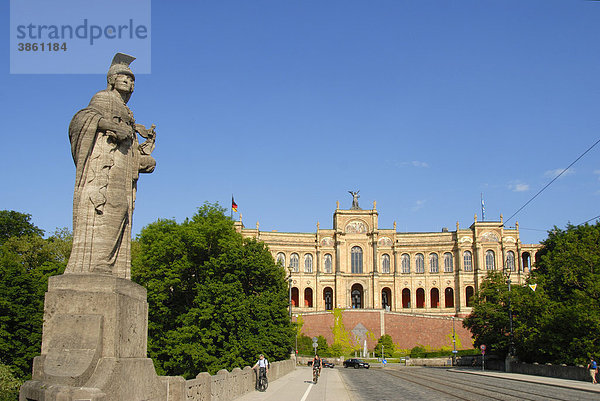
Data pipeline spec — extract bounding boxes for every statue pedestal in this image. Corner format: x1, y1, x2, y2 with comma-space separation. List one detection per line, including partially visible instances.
20, 274, 167, 401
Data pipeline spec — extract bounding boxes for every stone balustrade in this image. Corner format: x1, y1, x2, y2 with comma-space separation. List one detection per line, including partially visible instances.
161, 359, 295, 401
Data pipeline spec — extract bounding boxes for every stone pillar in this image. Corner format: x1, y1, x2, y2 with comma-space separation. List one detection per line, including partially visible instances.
20, 274, 167, 401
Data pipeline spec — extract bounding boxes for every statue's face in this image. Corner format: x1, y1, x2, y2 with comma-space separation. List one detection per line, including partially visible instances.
113, 74, 134, 94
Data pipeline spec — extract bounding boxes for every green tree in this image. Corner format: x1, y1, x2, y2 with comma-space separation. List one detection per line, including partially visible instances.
374, 334, 394, 358
517, 223, 600, 365
131, 203, 294, 378
0, 363, 23, 401
0, 210, 44, 245
296, 334, 313, 356
316, 335, 329, 357
0, 229, 70, 379
464, 222, 600, 365
462, 271, 513, 357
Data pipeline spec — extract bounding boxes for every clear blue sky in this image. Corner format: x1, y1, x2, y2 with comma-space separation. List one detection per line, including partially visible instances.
2, 0, 599, 245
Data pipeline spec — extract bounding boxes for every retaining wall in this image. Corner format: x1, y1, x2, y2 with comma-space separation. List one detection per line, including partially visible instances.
458, 356, 592, 382
510, 362, 590, 382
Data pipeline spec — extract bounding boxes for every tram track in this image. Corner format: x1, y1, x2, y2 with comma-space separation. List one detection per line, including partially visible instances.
383, 368, 572, 401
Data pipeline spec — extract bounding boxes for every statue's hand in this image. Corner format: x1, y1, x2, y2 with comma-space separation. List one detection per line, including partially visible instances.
99, 118, 133, 142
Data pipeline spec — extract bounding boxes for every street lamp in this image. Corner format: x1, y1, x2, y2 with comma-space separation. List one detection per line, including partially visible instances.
452, 316, 457, 366
503, 261, 515, 365
285, 264, 297, 359
286, 265, 293, 320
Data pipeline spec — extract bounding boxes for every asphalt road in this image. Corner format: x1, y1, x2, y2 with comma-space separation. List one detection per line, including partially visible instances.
338, 367, 599, 401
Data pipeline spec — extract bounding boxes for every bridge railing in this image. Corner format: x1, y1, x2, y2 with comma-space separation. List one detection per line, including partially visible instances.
160, 359, 296, 401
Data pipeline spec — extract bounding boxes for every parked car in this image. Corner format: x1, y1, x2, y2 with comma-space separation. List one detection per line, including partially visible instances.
322, 359, 335, 368
343, 358, 370, 369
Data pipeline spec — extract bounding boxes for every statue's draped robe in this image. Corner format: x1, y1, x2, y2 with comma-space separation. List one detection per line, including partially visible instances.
67, 89, 154, 279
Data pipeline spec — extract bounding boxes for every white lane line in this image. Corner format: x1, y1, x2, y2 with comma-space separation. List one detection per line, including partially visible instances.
300, 382, 314, 401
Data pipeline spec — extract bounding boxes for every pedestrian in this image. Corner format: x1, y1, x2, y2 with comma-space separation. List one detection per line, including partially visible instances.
587, 358, 598, 384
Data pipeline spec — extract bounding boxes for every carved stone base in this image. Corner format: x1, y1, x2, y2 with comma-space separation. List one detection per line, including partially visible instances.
20, 274, 166, 401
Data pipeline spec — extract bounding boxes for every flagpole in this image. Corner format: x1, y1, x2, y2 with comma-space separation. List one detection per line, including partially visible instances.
231, 194, 233, 220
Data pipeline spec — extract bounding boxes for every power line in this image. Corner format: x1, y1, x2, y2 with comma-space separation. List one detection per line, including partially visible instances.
578, 214, 600, 226
505, 137, 600, 225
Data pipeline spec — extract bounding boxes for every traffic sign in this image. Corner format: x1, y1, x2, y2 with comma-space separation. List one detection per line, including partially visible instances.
382, 359, 387, 364
312, 337, 318, 343
480, 344, 486, 351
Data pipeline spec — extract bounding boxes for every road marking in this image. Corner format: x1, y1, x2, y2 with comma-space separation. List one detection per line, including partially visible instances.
300, 382, 313, 401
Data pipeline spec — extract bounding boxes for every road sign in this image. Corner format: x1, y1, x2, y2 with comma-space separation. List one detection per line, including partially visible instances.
480, 344, 486, 351
382, 359, 387, 364
312, 342, 318, 348
312, 337, 318, 343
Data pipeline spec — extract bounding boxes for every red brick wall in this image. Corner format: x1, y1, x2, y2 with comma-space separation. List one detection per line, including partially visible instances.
297, 310, 473, 351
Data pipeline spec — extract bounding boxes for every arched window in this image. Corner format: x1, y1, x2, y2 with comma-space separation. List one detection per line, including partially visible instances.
304, 254, 313, 273
290, 253, 299, 272
444, 252, 453, 273
276, 252, 285, 267
351, 247, 363, 274
304, 288, 313, 307
323, 287, 333, 310
382, 287, 392, 310
401, 254, 410, 273
415, 253, 424, 273
416, 288, 425, 308
463, 251, 473, 272
522, 252, 531, 272
351, 284, 363, 308
291, 287, 299, 307
324, 254, 333, 274
402, 288, 411, 308
445, 287, 454, 308
431, 288, 440, 308
429, 253, 439, 273
485, 250, 496, 270
506, 251, 516, 272
466, 286, 474, 307
381, 254, 390, 274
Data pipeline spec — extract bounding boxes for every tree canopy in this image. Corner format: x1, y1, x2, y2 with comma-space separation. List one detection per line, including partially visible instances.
464, 222, 600, 365
0, 211, 44, 245
0, 213, 69, 379
131, 203, 294, 378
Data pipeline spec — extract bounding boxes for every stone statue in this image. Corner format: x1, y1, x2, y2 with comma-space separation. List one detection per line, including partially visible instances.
348, 190, 360, 209
66, 53, 156, 279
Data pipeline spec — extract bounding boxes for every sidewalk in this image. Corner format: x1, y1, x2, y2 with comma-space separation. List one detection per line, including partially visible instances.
233, 366, 356, 401
449, 367, 600, 394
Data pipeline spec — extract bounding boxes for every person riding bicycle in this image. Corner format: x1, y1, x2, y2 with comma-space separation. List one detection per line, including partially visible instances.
312, 354, 322, 382
253, 354, 269, 390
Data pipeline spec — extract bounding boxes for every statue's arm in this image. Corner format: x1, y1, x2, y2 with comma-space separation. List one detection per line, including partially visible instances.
98, 118, 132, 142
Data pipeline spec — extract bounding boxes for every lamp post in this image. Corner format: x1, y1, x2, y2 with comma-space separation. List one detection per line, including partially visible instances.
287, 266, 293, 320
452, 316, 457, 366
285, 265, 295, 359
503, 262, 515, 371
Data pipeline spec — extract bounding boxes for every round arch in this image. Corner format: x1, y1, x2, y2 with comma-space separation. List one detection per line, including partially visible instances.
351, 283, 364, 309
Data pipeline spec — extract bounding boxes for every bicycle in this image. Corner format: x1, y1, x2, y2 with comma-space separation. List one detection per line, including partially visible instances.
257, 367, 268, 391
313, 366, 320, 384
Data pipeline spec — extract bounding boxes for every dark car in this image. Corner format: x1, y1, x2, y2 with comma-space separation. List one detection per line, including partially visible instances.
322, 359, 335, 368
343, 358, 370, 369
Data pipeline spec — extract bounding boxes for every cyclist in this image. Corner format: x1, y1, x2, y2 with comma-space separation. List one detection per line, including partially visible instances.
253, 354, 269, 391
311, 354, 322, 383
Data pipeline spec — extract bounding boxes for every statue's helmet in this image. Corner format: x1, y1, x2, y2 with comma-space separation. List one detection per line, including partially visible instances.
107, 53, 136, 83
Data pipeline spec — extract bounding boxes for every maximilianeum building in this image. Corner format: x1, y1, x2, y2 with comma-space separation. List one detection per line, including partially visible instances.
236, 198, 542, 321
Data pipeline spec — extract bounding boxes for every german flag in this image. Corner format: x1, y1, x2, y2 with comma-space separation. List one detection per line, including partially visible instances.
232, 196, 238, 212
